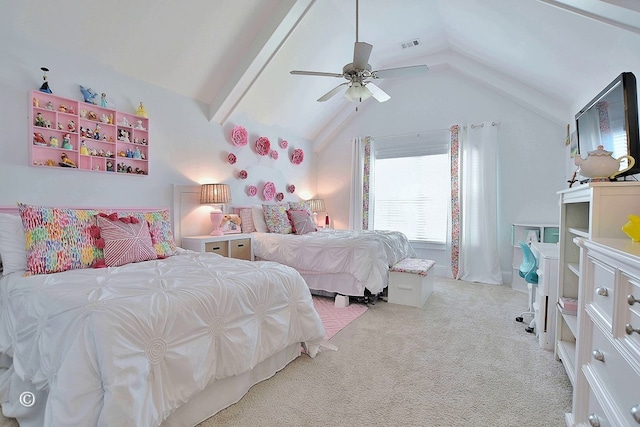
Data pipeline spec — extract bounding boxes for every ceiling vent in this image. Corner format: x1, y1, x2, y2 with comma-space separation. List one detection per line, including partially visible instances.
401, 39, 420, 49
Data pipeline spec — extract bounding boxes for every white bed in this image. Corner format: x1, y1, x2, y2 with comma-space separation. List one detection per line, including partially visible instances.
0, 208, 325, 427
252, 229, 415, 297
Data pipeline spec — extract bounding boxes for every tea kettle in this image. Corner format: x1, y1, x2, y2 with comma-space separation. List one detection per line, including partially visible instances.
574, 145, 635, 179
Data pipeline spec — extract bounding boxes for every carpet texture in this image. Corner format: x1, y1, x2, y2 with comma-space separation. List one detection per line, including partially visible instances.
0, 278, 573, 427
312, 295, 368, 340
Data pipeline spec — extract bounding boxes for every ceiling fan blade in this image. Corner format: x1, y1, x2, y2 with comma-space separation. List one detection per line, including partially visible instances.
372, 65, 429, 79
353, 42, 373, 69
365, 82, 390, 103
318, 82, 349, 102
290, 70, 344, 78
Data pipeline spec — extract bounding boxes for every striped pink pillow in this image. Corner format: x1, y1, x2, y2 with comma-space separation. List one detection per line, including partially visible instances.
96, 215, 157, 267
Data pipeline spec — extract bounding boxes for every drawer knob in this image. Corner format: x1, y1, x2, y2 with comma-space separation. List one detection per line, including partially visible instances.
631, 404, 640, 423
595, 287, 608, 297
629, 294, 639, 306
588, 414, 601, 427
626, 324, 640, 335
592, 349, 605, 362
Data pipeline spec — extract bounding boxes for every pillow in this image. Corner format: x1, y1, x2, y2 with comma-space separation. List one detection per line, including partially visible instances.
262, 204, 292, 234
233, 207, 256, 233
287, 209, 317, 235
251, 205, 268, 233
0, 213, 28, 275
18, 204, 103, 275
117, 210, 177, 257
288, 201, 313, 217
96, 215, 157, 267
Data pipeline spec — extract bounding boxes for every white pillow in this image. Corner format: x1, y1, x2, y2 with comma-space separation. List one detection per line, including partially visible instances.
0, 213, 27, 275
251, 205, 268, 233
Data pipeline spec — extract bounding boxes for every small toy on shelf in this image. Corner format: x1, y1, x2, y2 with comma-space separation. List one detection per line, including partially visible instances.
133, 147, 141, 159
100, 114, 109, 123
59, 153, 77, 168
33, 97, 39, 107
57, 122, 63, 130
68, 120, 76, 132
35, 112, 45, 127
58, 104, 67, 113
134, 120, 146, 130
136, 102, 147, 118
45, 101, 54, 110
49, 136, 59, 148
61, 134, 72, 150
100, 93, 107, 108
87, 111, 98, 121
106, 160, 114, 172
39, 67, 52, 94
80, 85, 98, 104
80, 140, 89, 155
33, 132, 46, 145
45, 159, 55, 167
93, 124, 101, 140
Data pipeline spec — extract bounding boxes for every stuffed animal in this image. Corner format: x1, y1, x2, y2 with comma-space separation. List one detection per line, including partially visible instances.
221, 214, 242, 233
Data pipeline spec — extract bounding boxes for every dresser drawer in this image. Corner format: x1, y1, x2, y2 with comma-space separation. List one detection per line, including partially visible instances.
204, 241, 229, 257
588, 320, 640, 419
588, 257, 616, 328
230, 238, 251, 261
586, 385, 612, 427
620, 272, 640, 359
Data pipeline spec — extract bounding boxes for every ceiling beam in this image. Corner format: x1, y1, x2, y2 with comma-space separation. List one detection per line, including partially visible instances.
539, 0, 640, 34
208, 0, 316, 124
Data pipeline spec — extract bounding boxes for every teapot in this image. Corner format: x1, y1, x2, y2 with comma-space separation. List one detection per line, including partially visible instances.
574, 145, 635, 179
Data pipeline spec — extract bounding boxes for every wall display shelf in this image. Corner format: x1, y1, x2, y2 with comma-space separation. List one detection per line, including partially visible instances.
30, 90, 149, 175
555, 182, 640, 425
511, 223, 559, 293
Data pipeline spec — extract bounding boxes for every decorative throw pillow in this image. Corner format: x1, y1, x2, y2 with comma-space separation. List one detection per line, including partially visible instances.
262, 204, 292, 234
117, 210, 177, 258
233, 207, 256, 233
18, 203, 103, 275
96, 215, 157, 267
251, 205, 268, 233
287, 209, 317, 235
0, 213, 28, 275
288, 201, 313, 217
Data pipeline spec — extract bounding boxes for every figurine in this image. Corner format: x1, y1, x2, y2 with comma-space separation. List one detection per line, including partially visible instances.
45, 101, 54, 110
87, 111, 98, 120
33, 97, 39, 108
106, 160, 114, 172
61, 134, 72, 150
57, 122, 63, 130
80, 140, 89, 155
33, 132, 46, 145
94, 124, 101, 140
59, 153, 76, 168
39, 67, 52, 94
133, 147, 141, 159
108, 113, 114, 125
35, 112, 45, 127
100, 114, 109, 123
134, 120, 146, 130
49, 136, 59, 148
135, 102, 147, 118
120, 117, 129, 127
68, 120, 76, 132
80, 109, 88, 118
80, 85, 98, 104
58, 104, 67, 113
100, 93, 107, 108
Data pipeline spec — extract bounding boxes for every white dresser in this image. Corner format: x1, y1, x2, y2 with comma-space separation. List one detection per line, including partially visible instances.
531, 242, 559, 350
572, 238, 640, 426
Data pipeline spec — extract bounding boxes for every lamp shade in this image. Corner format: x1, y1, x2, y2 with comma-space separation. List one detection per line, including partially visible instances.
200, 183, 231, 204
308, 198, 325, 213
343, 82, 372, 102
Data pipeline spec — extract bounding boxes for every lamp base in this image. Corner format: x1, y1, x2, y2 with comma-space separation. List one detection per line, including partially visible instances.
209, 211, 224, 236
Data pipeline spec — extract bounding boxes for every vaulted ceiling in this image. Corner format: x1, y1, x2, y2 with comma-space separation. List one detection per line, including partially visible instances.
6, 0, 640, 147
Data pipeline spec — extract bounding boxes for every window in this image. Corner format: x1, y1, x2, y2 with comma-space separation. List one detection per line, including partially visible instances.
371, 132, 450, 243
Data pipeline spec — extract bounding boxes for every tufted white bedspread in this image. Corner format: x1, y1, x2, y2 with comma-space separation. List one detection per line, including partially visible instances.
0, 249, 324, 426
252, 230, 415, 295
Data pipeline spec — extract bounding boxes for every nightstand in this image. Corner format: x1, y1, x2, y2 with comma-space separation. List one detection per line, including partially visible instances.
181, 234, 253, 261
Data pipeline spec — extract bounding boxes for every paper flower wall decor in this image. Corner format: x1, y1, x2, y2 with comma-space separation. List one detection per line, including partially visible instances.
231, 125, 248, 147
275, 192, 284, 202
238, 169, 248, 179
270, 150, 278, 160
255, 136, 270, 156
287, 184, 295, 193
263, 182, 276, 200
279, 140, 288, 149
247, 185, 258, 197
227, 153, 237, 165
291, 148, 304, 165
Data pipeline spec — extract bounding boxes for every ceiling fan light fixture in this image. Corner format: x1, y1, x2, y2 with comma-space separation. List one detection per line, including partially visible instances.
344, 82, 372, 102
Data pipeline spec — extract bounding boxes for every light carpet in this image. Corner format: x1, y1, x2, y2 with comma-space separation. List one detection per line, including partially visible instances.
312, 295, 368, 340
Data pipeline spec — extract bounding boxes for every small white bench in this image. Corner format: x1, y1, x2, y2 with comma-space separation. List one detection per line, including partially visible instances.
388, 258, 435, 308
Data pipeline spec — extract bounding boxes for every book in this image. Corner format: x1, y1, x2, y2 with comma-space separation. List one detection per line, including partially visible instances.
559, 297, 578, 312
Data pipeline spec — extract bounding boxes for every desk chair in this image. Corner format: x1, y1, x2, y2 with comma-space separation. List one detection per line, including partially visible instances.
515, 242, 538, 334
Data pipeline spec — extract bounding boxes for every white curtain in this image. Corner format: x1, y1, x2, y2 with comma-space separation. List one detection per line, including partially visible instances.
457, 122, 502, 284
349, 137, 372, 231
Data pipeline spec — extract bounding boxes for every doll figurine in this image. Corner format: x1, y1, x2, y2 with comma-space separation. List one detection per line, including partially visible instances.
100, 93, 107, 108
61, 134, 72, 150
136, 102, 147, 118
39, 67, 52, 93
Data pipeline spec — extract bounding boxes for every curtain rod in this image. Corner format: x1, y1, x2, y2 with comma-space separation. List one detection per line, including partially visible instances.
371, 128, 450, 141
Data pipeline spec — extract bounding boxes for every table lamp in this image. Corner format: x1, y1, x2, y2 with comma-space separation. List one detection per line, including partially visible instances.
308, 198, 326, 227
200, 183, 231, 236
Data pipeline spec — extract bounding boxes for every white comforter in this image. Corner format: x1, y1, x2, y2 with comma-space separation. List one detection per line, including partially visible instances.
0, 250, 324, 426
252, 230, 415, 294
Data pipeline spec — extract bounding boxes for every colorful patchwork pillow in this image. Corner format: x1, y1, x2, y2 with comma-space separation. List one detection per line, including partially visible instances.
287, 209, 317, 235
18, 203, 103, 275
233, 207, 256, 233
117, 209, 177, 257
288, 201, 313, 217
96, 214, 157, 267
262, 204, 292, 234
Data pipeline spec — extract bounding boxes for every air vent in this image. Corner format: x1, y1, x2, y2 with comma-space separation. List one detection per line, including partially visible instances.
401, 39, 420, 49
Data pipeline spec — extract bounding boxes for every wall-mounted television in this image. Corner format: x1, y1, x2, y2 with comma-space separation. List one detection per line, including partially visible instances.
575, 72, 640, 180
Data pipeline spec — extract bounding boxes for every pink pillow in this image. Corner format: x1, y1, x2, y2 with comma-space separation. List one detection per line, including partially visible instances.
96, 215, 157, 267
287, 209, 317, 235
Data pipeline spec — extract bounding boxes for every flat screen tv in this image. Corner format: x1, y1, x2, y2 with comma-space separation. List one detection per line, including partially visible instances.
575, 72, 640, 180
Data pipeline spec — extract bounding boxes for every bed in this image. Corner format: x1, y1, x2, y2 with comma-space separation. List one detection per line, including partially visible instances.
0, 205, 325, 427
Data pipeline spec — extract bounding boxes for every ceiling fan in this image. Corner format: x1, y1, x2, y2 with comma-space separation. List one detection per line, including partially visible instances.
290, 0, 428, 104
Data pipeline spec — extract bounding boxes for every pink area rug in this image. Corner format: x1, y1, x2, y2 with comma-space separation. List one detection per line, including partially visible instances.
312, 296, 368, 340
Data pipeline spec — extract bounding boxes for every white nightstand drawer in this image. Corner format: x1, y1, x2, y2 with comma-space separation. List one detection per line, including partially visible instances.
588, 257, 616, 328
205, 241, 228, 257
230, 238, 251, 261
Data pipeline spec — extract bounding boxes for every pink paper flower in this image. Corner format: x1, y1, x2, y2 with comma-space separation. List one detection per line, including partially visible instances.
247, 185, 257, 197
291, 148, 304, 165
227, 153, 237, 164
279, 140, 288, 149
255, 136, 270, 156
275, 192, 284, 202
231, 125, 248, 147
287, 184, 295, 193
238, 169, 248, 179
263, 182, 276, 201
270, 150, 278, 160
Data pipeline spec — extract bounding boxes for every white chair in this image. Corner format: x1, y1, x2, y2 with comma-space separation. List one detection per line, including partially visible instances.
515, 242, 538, 334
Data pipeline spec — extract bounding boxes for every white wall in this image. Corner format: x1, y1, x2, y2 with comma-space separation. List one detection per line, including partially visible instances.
0, 32, 316, 231
316, 69, 568, 281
